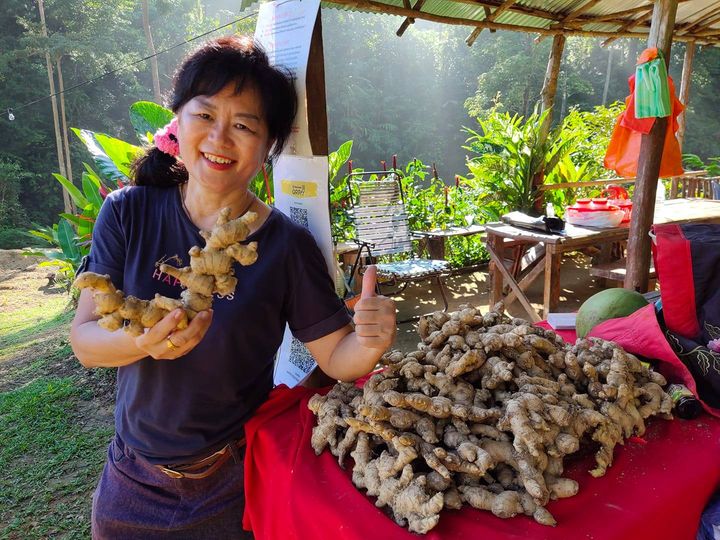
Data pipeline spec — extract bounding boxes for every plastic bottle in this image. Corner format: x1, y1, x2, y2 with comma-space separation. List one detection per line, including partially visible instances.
655, 180, 666, 207
667, 383, 702, 419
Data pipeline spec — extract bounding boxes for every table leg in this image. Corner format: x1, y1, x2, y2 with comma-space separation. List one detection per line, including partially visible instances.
340, 249, 362, 295
488, 233, 505, 308
487, 241, 541, 323
427, 237, 446, 260
593, 242, 615, 289
543, 246, 561, 318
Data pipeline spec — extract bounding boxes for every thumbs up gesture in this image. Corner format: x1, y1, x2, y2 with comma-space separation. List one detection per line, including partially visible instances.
353, 265, 397, 351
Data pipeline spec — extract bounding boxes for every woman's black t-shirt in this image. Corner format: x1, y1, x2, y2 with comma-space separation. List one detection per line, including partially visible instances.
81, 185, 350, 463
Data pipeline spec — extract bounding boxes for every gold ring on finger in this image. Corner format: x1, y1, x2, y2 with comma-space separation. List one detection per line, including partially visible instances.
166, 338, 178, 350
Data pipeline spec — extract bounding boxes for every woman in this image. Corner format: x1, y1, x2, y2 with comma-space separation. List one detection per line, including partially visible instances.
70, 35, 396, 538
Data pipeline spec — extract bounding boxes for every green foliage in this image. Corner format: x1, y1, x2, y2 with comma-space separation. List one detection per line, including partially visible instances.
683, 153, 720, 176
559, 102, 625, 180
71, 129, 141, 184
0, 376, 113, 539
129, 101, 174, 144
26, 101, 173, 287
328, 141, 355, 243
462, 108, 574, 215
330, 149, 491, 268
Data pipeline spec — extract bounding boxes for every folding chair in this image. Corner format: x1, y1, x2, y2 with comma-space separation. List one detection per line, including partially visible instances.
344, 171, 450, 320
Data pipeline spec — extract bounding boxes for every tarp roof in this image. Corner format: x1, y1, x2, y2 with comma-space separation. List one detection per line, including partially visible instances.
320, 0, 720, 45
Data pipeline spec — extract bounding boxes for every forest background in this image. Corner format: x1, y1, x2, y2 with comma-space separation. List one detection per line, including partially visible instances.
2, 0, 720, 248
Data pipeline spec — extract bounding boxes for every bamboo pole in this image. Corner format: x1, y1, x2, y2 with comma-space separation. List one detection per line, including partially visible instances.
142, 0, 162, 103
624, 0, 679, 293
37, 0, 71, 214
56, 56, 73, 191
677, 41, 695, 149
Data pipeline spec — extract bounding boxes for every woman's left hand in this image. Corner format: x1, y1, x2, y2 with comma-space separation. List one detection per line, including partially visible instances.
352, 266, 397, 351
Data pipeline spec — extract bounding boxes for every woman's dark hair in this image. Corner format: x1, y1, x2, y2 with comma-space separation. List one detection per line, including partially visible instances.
132, 35, 297, 187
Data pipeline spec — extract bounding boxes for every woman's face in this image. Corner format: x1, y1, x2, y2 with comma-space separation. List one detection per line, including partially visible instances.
177, 83, 271, 195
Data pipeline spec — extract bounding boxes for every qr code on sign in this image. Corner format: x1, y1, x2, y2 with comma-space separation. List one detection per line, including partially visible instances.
289, 336, 316, 373
289, 206, 309, 228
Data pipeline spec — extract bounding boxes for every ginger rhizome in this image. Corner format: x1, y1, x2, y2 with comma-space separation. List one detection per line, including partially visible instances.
74, 207, 258, 336
308, 304, 673, 534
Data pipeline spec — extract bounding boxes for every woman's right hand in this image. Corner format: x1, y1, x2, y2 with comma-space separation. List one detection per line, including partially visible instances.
135, 309, 214, 360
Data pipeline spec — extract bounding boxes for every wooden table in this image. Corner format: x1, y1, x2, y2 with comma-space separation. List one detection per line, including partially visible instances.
412, 224, 485, 259
486, 198, 720, 321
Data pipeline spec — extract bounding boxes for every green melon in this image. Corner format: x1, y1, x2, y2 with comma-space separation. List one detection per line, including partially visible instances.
576, 288, 649, 338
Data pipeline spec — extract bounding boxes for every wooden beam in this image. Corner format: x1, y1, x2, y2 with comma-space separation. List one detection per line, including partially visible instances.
625, 0, 679, 293
458, 0, 559, 23
397, 0, 426, 36
601, 9, 654, 47
466, 0, 514, 46
676, 41, 695, 149
550, 4, 652, 30
536, 0, 603, 43
324, 0, 701, 42
677, 5, 720, 35
306, 12, 328, 155
484, 6, 496, 32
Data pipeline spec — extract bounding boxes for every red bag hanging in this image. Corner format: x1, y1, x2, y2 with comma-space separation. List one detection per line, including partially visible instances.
603, 75, 684, 178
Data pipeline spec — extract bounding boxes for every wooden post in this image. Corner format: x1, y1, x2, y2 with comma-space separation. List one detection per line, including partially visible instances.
533, 34, 566, 210
540, 34, 566, 136
676, 41, 695, 149
306, 11, 328, 156
38, 0, 71, 214
624, 0, 678, 293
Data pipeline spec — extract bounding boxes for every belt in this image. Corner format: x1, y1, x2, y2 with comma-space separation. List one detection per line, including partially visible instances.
157, 437, 246, 480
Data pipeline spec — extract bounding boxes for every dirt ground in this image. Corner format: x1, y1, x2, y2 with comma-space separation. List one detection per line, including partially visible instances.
391, 251, 604, 352
0, 250, 115, 406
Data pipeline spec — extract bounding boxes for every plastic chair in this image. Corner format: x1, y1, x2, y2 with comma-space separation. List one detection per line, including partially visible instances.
344, 171, 450, 318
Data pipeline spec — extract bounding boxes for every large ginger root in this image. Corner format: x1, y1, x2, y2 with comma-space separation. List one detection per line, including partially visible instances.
74, 208, 258, 336
308, 303, 674, 533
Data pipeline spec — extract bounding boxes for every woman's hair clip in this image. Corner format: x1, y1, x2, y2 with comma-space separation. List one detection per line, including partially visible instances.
154, 118, 179, 157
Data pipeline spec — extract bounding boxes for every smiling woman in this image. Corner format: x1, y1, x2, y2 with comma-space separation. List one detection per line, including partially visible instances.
68, 35, 397, 538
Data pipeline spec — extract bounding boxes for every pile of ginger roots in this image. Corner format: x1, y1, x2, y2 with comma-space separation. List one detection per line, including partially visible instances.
308, 304, 674, 534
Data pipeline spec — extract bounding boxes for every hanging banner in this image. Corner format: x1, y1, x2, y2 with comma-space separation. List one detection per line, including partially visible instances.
254, 0, 319, 156
272, 155, 334, 388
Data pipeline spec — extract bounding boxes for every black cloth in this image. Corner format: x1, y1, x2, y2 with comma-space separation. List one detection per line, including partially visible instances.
82, 186, 351, 463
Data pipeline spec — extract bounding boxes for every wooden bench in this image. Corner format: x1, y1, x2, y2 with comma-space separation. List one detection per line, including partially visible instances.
589, 258, 657, 284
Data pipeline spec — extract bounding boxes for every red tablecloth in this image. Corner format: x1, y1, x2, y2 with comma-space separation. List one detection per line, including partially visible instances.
243, 324, 720, 540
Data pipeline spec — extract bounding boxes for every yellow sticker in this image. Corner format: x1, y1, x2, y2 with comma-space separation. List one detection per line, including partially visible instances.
281, 180, 317, 198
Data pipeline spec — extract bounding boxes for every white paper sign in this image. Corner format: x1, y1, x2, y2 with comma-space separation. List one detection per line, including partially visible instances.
254, 0, 319, 156
272, 155, 335, 388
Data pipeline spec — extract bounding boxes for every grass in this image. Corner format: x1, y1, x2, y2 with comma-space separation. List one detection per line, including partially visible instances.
0, 379, 113, 539
0, 296, 72, 363
0, 257, 115, 539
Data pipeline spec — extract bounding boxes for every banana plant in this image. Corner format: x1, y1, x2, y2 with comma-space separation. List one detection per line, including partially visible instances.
24, 101, 174, 289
